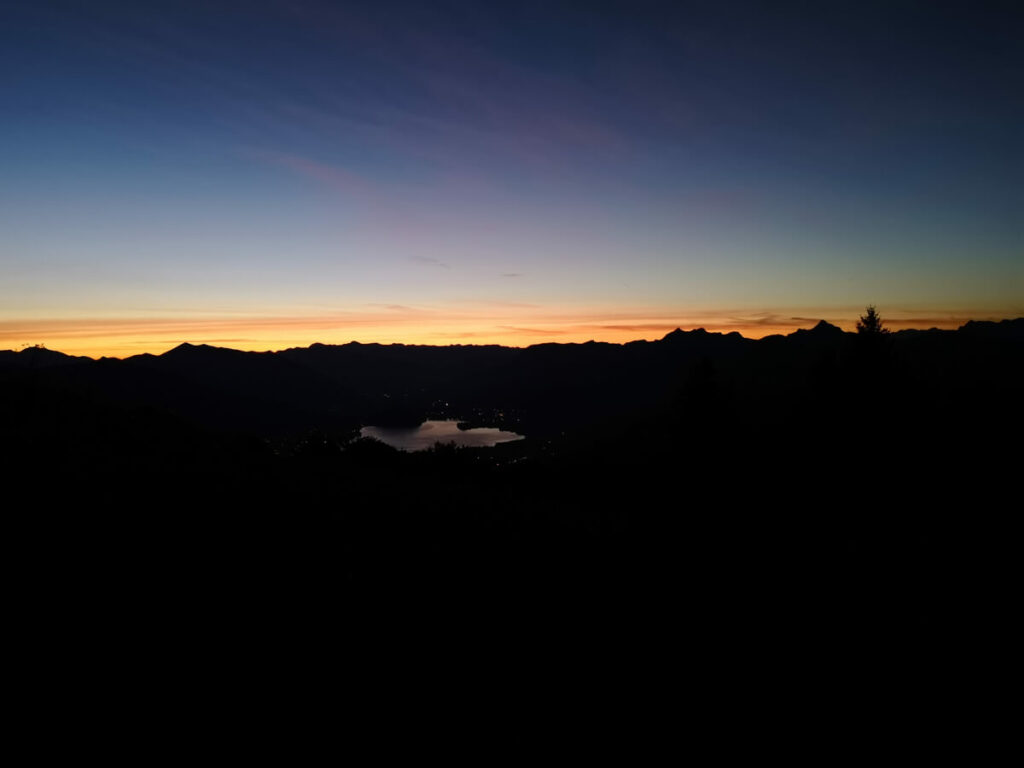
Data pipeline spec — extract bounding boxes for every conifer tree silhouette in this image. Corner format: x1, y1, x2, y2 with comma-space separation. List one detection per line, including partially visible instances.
857, 305, 889, 335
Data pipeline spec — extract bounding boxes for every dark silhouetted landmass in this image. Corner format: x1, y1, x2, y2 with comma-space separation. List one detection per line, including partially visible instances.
3, 319, 1020, 639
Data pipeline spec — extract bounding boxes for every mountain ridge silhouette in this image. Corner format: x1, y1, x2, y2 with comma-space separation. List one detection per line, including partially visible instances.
5, 317, 1021, 364
2, 317, 1020, 439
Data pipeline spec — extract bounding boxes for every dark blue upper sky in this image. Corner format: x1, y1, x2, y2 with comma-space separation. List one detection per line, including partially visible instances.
1, 1, 1021, 353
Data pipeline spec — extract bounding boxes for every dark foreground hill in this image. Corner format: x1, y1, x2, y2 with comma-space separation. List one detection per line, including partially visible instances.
3, 319, 1020, 647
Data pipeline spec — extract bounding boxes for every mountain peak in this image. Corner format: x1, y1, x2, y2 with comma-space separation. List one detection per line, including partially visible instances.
162, 342, 221, 357
661, 327, 710, 342
789, 320, 844, 338
810, 320, 843, 334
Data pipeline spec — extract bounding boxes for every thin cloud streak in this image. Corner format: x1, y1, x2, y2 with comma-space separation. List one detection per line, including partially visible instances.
247, 148, 381, 199
410, 255, 450, 269
497, 326, 569, 335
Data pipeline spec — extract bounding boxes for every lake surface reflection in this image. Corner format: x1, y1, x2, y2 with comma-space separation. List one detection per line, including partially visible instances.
360, 419, 524, 452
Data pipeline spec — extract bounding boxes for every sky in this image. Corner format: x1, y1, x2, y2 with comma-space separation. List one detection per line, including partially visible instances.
2, 0, 1021, 357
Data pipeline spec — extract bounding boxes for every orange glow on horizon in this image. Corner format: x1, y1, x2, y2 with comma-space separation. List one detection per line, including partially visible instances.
0, 305, 1014, 359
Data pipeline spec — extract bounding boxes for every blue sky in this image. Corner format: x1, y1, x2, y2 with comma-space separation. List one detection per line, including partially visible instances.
2, 1, 1021, 355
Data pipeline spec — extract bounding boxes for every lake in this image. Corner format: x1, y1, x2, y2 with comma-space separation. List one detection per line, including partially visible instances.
359, 419, 524, 452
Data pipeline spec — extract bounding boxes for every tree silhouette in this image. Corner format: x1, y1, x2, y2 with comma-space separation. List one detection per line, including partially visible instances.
857, 305, 889, 335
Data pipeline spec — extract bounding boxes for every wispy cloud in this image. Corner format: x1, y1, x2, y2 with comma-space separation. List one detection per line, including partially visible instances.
247, 149, 379, 199
447, 300, 540, 308
497, 326, 568, 335
592, 323, 683, 332
366, 303, 434, 313
410, 255, 450, 269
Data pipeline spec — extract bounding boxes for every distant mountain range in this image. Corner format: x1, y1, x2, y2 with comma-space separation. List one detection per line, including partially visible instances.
2, 318, 1021, 438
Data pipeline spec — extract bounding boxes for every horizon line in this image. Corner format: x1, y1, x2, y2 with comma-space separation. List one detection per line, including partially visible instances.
7, 315, 1021, 361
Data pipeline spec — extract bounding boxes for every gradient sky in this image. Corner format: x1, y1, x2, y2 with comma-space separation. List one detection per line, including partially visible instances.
2, 0, 1021, 356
